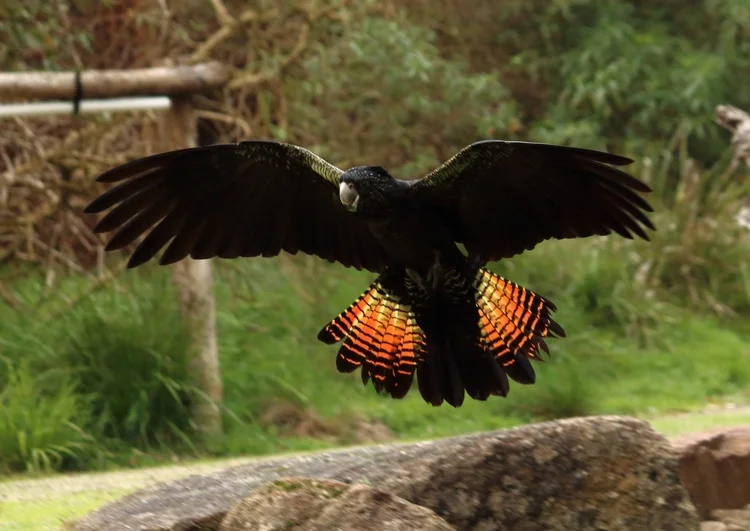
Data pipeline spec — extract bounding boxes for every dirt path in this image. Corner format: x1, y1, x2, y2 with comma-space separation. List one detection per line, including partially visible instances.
0, 456, 260, 503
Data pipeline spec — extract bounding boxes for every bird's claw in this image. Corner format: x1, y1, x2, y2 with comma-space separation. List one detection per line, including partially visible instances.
427, 250, 444, 290
468, 253, 485, 274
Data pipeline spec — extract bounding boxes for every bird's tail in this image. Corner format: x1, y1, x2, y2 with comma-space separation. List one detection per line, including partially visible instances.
317, 268, 564, 407
317, 275, 425, 399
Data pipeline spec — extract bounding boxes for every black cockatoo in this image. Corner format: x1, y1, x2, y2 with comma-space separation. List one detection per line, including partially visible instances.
84, 139, 654, 407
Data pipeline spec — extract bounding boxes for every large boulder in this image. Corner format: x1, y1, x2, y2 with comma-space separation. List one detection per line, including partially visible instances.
700, 504, 750, 531
220, 477, 455, 530
68, 416, 699, 531
673, 426, 750, 519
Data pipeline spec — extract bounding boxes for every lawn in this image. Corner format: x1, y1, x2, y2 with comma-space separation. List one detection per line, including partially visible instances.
2, 251, 749, 468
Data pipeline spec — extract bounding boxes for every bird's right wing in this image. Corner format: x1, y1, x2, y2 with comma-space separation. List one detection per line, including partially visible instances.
84, 140, 389, 272
409, 140, 655, 262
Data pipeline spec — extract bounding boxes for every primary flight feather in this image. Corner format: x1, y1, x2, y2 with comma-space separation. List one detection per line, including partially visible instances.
85, 139, 654, 407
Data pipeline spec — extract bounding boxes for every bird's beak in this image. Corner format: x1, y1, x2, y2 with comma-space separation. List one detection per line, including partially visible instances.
339, 182, 359, 211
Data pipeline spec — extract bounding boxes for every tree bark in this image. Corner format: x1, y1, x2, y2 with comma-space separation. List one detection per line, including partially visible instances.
0, 62, 229, 100
160, 97, 224, 441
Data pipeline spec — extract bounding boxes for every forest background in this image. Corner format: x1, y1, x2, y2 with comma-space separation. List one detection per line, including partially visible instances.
1, 0, 750, 478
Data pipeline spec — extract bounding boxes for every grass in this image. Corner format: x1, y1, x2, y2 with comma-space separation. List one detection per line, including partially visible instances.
0, 252, 749, 531
0, 488, 134, 531
1, 245, 749, 474
648, 407, 750, 436
0, 133, 749, 485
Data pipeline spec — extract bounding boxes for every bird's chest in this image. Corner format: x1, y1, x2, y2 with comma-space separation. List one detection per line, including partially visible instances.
366, 208, 453, 269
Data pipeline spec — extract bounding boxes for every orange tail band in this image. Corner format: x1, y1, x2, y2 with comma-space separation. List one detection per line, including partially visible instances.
474, 268, 565, 381
317, 280, 426, 398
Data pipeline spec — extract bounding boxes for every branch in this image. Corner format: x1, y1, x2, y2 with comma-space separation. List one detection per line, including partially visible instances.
228, 22, 310, 89
0, 280, 28, 313
209, 0, 234, 26
190, 10, 274, 63
194, 109, 253, 137
0, 62, 230, 100
715, 104, 750, 172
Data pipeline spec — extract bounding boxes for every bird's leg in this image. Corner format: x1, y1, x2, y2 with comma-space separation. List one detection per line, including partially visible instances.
427, 250, 444, 291
406, 268, 428, 292
468, 252, 486, 275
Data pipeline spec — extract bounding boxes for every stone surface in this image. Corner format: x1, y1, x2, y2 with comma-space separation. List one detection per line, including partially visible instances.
673, 426, 750, 519
700, 522, 729, 531
220, 477, 455, 530
68, 416, 699, 531
711, 507, 750, 530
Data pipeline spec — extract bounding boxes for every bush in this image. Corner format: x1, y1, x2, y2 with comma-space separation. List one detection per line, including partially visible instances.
0, 360, 98, 473
512, 356, 600, 421
58, 272, 197, 450
286, 15, 518, 177
2, 0, 750, 475
494, 130, 750, 343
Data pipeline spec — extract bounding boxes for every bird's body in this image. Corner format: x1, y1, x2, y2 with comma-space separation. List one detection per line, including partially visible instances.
85, 139, 655, 407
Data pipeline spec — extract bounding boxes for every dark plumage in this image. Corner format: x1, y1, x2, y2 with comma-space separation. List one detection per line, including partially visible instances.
84, 139, 655, 407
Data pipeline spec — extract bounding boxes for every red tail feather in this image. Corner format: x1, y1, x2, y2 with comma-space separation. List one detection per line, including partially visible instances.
318, 280, 425, 398
318, 268, 563, 406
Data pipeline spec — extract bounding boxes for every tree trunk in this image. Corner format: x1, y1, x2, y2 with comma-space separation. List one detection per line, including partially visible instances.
0, 65, 228, 441
160, 97, 224, 441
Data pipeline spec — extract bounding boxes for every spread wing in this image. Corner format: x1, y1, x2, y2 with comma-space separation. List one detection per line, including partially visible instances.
409, 140, 655, 262
84, 140, 389, 272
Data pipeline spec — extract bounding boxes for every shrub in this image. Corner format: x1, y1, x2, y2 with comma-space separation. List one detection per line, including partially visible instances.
287, 15, 519, 177
58, 271, 197, 449
0, 360, 98, 473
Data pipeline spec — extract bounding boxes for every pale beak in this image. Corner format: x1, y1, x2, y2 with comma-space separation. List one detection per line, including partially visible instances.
339, 182, 359, 211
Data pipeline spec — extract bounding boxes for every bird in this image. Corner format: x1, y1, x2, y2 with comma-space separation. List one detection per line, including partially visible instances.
84, 139, 655, 408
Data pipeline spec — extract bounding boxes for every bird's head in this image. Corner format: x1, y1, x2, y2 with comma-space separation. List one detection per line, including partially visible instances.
338, 166, 404, 215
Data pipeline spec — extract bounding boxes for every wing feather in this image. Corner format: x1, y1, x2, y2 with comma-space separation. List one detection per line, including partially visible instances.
411, 140, 654, 261
85, 140, 388, 272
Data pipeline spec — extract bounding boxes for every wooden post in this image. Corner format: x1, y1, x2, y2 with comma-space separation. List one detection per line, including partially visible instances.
160, 97, 223, 440
0, 63, 229, 441
0, 62, 229, 100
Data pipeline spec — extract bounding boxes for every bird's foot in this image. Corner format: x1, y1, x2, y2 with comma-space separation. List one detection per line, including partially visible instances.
427, 250, 444, 290
468, 253, 486, 274
406, 268, 428, 292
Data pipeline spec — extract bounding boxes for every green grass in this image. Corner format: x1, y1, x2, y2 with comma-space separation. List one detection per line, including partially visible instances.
1, 245, 749, 476
2, 140, 750, 473
0, 488, 134, 531
649, 408, 750, 437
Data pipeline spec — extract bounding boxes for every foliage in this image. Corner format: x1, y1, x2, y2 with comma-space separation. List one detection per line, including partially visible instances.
287, 16, 518, 176
2, 0, 749, 264
57, 273, 197, 449
0, 360, 97, 473
495, 134, 750, 343
1, 0, 750, 475
403, 0, 750, 157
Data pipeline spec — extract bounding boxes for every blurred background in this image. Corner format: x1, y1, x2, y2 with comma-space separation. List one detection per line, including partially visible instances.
1, 0, 750, 487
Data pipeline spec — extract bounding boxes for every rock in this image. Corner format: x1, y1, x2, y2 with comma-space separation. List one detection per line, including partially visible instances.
711, 508, 750, 530
220, 477, 455, 530
68, 416, 699, 531
673, 426, 750, 519
700, 522, 729, 531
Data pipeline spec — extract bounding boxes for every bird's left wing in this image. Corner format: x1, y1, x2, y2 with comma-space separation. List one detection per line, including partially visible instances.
84, 140, 389, 272
409, 140, 655, 262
